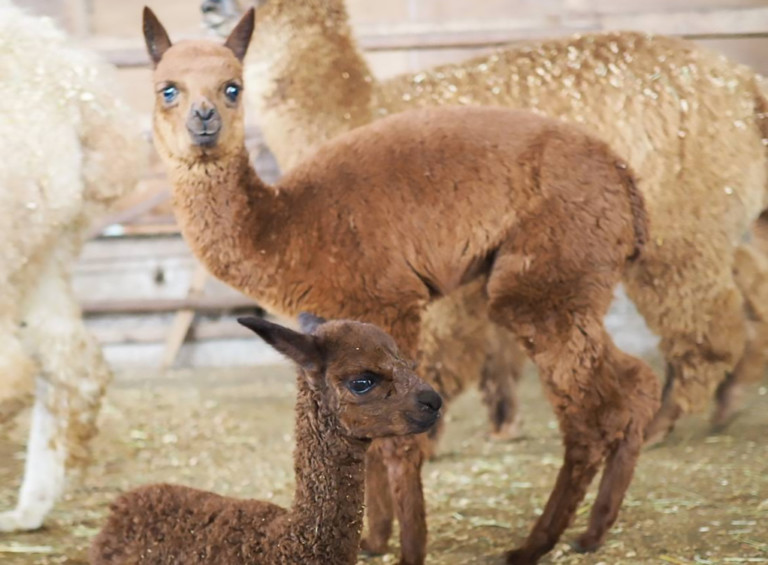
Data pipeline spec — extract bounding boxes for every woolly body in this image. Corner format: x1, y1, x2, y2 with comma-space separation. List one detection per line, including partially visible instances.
0, 0, 146, 531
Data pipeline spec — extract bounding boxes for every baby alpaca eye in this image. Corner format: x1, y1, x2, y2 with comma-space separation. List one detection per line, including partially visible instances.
161, 85, 178, 104
347, 372, 379, 395
224, 83, 240, 102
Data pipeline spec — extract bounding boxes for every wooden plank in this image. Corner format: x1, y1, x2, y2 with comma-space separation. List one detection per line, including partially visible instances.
160, 264, 209, 369
91, 6, 768, 67
81, 295, 256, 314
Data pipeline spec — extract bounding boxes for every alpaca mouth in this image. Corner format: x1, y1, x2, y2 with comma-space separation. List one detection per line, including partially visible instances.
188, 128, 220, 148
407, 411, 440, 433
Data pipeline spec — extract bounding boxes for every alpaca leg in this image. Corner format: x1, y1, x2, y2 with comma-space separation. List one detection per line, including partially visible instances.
504, 436, 603, 564
360, 448, 394, 555
0, 378, 66, 532
0, 312, 36, 425
572, 339, 658, 551
378, 434, 428, 565
479, 329, 525, 441
713, 244, 768, 429
624, 249, 747, 445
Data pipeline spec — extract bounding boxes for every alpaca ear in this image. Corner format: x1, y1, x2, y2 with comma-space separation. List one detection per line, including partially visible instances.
224, 7, 255, 61
298, 312, 327, 335
142, 7, 173, 67
238, 316, 322, 372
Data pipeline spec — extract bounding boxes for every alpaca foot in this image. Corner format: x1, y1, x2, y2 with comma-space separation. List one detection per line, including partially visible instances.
711, 380, 744, 432
569, 533, 601, 554
360, 536, 389, 556
0, 508, 46, 533
503, 548, 538, 565
643, 401, 682, 447
489, 413, 524, 442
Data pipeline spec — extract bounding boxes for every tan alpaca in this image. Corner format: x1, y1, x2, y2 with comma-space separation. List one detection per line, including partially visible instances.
0, 0, 146, 532
143, 9, 661, 564
202, 0, 768, 442
91, 313, 442, 565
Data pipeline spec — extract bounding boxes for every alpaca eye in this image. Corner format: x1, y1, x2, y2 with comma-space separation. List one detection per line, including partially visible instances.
224, 83, 240, 102
161, 86, 178, 104
347, 373, 379, 395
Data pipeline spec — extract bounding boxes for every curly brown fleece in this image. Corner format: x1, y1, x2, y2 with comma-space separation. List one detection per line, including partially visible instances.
143, 10, 661, 564
210, 0, 768, 444
90, 316, 441, 565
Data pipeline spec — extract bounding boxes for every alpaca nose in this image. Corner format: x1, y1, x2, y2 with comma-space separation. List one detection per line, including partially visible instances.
195, 106, 216, 122
416, 390, 442, 413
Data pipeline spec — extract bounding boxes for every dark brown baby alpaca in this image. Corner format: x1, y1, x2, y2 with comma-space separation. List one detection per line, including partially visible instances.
90, 314, 442, 565
143, 8, 661, 564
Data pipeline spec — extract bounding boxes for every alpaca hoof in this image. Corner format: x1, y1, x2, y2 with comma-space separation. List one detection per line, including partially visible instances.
489, 416, 524, 442
569, 534, 600, 554
711, 383, 744, 433
360, 536, 389, 556
503, 548, 537, 565
0, 509, 44, 533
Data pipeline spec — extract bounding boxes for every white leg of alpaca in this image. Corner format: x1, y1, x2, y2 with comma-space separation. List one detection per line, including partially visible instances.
0, 378, 66, 532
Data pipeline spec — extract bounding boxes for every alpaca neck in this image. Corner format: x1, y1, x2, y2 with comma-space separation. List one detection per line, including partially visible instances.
248, 1, 377, 168
165, 149, 290, 312
282, 376, 368, 562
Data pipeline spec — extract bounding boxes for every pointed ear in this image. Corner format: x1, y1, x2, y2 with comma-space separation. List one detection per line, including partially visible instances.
298, 312, 327, 335
142, 7, 173, 67
238, 316, 322, 372
224, 7, 255, 61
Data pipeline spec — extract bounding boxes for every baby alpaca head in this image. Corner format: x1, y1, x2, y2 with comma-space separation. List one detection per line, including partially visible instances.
238, 314, 443, 439
142, 6, 254, 163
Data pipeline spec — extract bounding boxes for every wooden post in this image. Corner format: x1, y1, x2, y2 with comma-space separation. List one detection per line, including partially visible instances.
160, 264, 210, 369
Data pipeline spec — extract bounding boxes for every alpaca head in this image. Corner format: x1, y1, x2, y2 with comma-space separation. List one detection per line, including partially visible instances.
142, 7, 254, 162
201, 0, 348, 38
238, 314, 443, 440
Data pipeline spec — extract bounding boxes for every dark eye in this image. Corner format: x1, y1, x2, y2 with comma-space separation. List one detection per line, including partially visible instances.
224, 83, 240, 102
161, 85, 178, 104
347, 372, 379, 395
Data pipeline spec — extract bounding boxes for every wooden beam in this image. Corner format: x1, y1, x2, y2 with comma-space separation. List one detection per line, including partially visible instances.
82, 295, 256, 315
92, 6, 768, 68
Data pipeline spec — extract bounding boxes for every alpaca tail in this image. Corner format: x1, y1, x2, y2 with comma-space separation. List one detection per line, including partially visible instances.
616, 162, 649, 262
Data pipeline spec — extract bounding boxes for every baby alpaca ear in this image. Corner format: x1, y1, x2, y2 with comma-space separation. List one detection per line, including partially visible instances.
224, 7, 255, 61
238, 316, 322, 372
142, 7, 173, 67
298, 312, 327, 335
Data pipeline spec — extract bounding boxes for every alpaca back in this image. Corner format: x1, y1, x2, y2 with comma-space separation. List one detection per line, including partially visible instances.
0, 1, 146, 289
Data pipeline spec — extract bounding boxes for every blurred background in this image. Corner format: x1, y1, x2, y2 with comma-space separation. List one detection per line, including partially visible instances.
20, 0, 768, 369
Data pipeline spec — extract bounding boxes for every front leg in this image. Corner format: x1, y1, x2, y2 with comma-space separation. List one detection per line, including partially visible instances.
360, 447, 394, 555
380, 435, 428, 565
0, 379, 66, 532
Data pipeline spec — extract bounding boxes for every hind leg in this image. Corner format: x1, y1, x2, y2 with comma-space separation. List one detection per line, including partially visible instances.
0, 325, 36, 426
0, 254, 112, 531
624, 244, 747, 445
712, 243, 768, 429
487, 251, 658, 562
479, 327, 525, 441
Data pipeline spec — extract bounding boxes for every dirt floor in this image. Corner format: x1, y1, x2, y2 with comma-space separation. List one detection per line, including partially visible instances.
1, 361, 766, 564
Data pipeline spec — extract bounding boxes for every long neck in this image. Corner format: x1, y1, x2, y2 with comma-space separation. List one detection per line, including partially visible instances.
281, 376, 368, 564
247, 2, 377, 169
165, 149, 292, 312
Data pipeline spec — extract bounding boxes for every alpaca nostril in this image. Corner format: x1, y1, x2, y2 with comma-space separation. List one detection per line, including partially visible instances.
195, 107, 215, 121
416, 390, 442, 413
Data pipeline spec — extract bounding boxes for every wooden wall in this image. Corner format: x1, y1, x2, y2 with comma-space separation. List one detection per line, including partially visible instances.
15, 0, 765, 367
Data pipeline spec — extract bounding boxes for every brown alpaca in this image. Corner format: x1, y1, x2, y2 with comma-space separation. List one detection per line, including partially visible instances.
143, 9, 660, 564
202, 0, 768, 443
90, 313, 442, 565
202, 0, 527, 446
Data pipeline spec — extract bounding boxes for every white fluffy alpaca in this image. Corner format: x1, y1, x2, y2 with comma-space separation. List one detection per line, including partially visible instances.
0, 0, 146, 531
